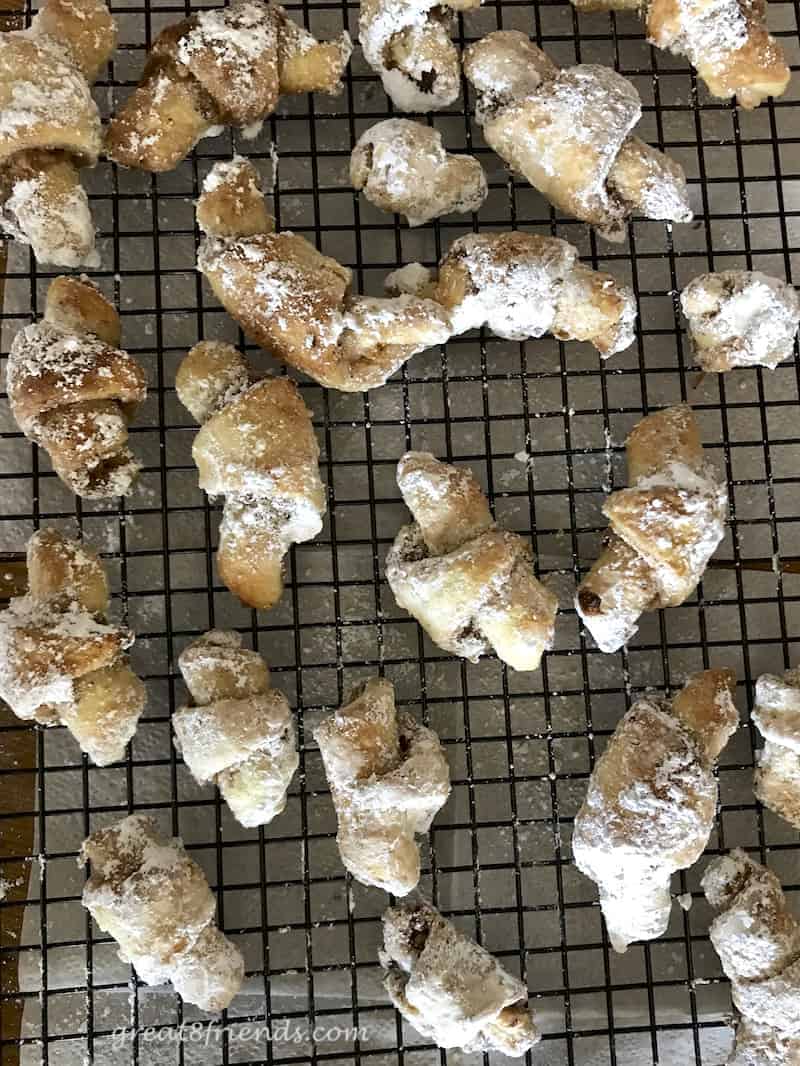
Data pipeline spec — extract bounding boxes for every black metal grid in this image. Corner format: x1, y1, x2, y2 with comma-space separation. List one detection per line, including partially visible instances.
1, 0, 800, 1062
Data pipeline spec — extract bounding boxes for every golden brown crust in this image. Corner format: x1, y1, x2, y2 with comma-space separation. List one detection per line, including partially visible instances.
570, 0, 790, 106
7, 278, 147, 499
647, 0, 790, 107
161, 11, 280, 126
32, 0, 117, 82
573, 670, 738, 952
386, 452, 559, 672
606, 136, 694, 229
0, 0, 113, 265
464, 31, 692, 240
434, 230, 637, 357
27, 528, 110, 613
196, 158, 451, 390
175, 339, 252, 424
196, 157, 275, 238
9, 344, 143, 426
395, 451, 494, 555
200, 230, 352, 380
178, 343, 326, 610
216, 501, 288, 609
703, 850, 800, 1060
0, 35, 101, 166
0, 150, 98, 268
174, 630, 298, 827
106, 0, 351, 171
44, 274, 122, 346
314, 678, 450, 895
277, 17, 352, 95
0, 530, 146, 765
350, 119, 487, 227
193, 375, 323, 501
575, 406, 727, 651
603, 487, 713, 604
81, 814, 244, 1009
105, 64, 215, 174
672, 667, 738, 760
626, 404, 705, 480
554, 263, 640, 357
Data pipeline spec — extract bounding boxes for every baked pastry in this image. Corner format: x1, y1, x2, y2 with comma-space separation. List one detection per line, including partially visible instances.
386, 452, 559, 671
0, 529, 146, 765
388, 231, 637, 357
350, 119, 487, 226
106, 0, 351, 171
681, 270, 800, 371
196, 157, 451, 390
575, 405, 727, 652
314, 677, 450, 895
81, 814, 244, 1011
0, 0, 116, 266
703, 849, 800, 1064
573, 669, 738, 952
174, 630, 298, 828
569, 0, 789, 108
7, 276, 147, 498
752, 667, 800, 829
381, 898, 539, 1055
360, 0, 478, 110
175, 339, 326, 610
463, 32, 692, 241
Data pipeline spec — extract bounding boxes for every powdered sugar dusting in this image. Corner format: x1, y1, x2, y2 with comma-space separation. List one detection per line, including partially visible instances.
625, 459, 728, 602
386, 451, 558, 672
681, 270, 800, 371
441, 232, 636, 355
174, 630, 298, 828
573, 684, 731, 952
2, 176, 98, 269
0, 35, 100, 153
198, 235, 346, 359
359, 0, 465, 111
466, 32, 692, 238
176, 0, 278, 122
576, 408, 727, 652
516, 64, 640, 216
0, 598, 123, 719
0, 530, 144, 765
313, 678, 450, 895
658, 0, 749, 73
703, 849, 800, 1058
381, 898, 539, 1054
350, 118, 487, 226
178, 1, 276, 67
7, 311, 146, 499
620, 140, 694, 224
81, 814, 244, 1010
752, 668, 800, 829
444, 232, 574, 340
0, 21, 103, 265
647, 0, 790, 105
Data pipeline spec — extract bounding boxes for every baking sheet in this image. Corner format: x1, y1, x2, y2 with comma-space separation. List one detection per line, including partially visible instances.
1, 0, 800, 1062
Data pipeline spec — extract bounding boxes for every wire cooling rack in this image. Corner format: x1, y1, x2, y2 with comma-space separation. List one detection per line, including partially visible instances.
1, 0, 800, 1063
